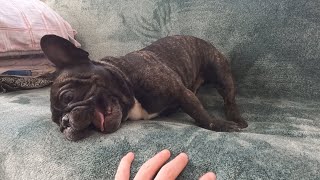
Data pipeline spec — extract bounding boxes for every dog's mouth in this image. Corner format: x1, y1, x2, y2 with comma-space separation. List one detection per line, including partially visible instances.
93, 106, 111, 132
92, 98, 123, 133
60, 97, 123, 141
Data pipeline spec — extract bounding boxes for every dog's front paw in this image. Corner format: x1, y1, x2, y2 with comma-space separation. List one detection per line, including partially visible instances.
209, 120, 242, 132
237, 119, 248, 128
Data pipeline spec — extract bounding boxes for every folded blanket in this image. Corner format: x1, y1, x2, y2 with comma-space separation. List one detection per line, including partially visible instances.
0, 72, 55, 93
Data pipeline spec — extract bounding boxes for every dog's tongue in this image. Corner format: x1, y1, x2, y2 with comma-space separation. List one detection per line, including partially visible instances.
93, 110, 105, 132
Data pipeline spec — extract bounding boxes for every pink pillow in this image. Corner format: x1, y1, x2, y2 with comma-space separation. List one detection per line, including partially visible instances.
0, 0, 80, 57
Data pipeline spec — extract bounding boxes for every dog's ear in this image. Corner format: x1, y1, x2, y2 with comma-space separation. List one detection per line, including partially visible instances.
40, 34, 90, 68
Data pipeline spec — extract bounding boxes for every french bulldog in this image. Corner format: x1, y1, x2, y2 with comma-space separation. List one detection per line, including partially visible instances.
40, 35, 248, 141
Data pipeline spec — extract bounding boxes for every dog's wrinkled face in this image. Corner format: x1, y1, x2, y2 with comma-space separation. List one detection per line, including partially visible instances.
41, 35, 132, 141
50, 67, 123, 141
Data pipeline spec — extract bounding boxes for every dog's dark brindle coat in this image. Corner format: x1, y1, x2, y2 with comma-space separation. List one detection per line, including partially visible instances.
40, 35, 248, 141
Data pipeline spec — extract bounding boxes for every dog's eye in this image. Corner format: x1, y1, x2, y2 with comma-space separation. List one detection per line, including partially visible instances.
61, 91, 74, 104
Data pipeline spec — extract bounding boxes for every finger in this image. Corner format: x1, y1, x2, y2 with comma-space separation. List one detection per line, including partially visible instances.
154, 153, 189, 180
134, 149, 171, 180
115, 152, 135, 180
199, 172, 217, 180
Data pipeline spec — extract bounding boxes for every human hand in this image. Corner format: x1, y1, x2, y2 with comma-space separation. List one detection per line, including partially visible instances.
115, 149, 216, 180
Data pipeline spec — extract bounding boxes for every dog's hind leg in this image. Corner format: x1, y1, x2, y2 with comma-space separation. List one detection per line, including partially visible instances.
204, 49, 248, 128
177, 86, 241, 132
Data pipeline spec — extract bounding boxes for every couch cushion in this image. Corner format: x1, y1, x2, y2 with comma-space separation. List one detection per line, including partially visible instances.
45, 0, 320, 101
0, 88, 319, 179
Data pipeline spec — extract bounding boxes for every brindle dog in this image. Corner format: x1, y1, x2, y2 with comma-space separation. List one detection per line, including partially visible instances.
40, 35, 248, 141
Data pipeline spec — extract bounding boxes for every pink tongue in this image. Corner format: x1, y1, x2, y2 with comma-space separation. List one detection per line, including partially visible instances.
93, 110, 105, 132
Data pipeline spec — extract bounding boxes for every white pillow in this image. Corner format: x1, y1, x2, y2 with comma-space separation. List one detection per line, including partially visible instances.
0, 0, 80, 57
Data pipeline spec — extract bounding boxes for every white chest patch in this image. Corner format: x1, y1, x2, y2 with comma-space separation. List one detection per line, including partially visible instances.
127, 98, 159, 121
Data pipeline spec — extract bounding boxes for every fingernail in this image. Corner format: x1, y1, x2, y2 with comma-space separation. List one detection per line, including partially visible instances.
206, 172, 216, 179
179, 153, 189, 160
126, 152, 134, 159
161, 149, 171, 156
161, 149, 170, 153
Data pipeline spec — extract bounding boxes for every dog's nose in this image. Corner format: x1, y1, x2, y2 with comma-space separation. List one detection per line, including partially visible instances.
62, 114, 70, 127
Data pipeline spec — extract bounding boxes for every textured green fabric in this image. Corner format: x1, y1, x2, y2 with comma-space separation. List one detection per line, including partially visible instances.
1, 0, 320, 179
45, 0, 320, 101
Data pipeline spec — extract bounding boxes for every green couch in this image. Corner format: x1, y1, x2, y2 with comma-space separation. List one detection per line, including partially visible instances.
1, 0, 319, 179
